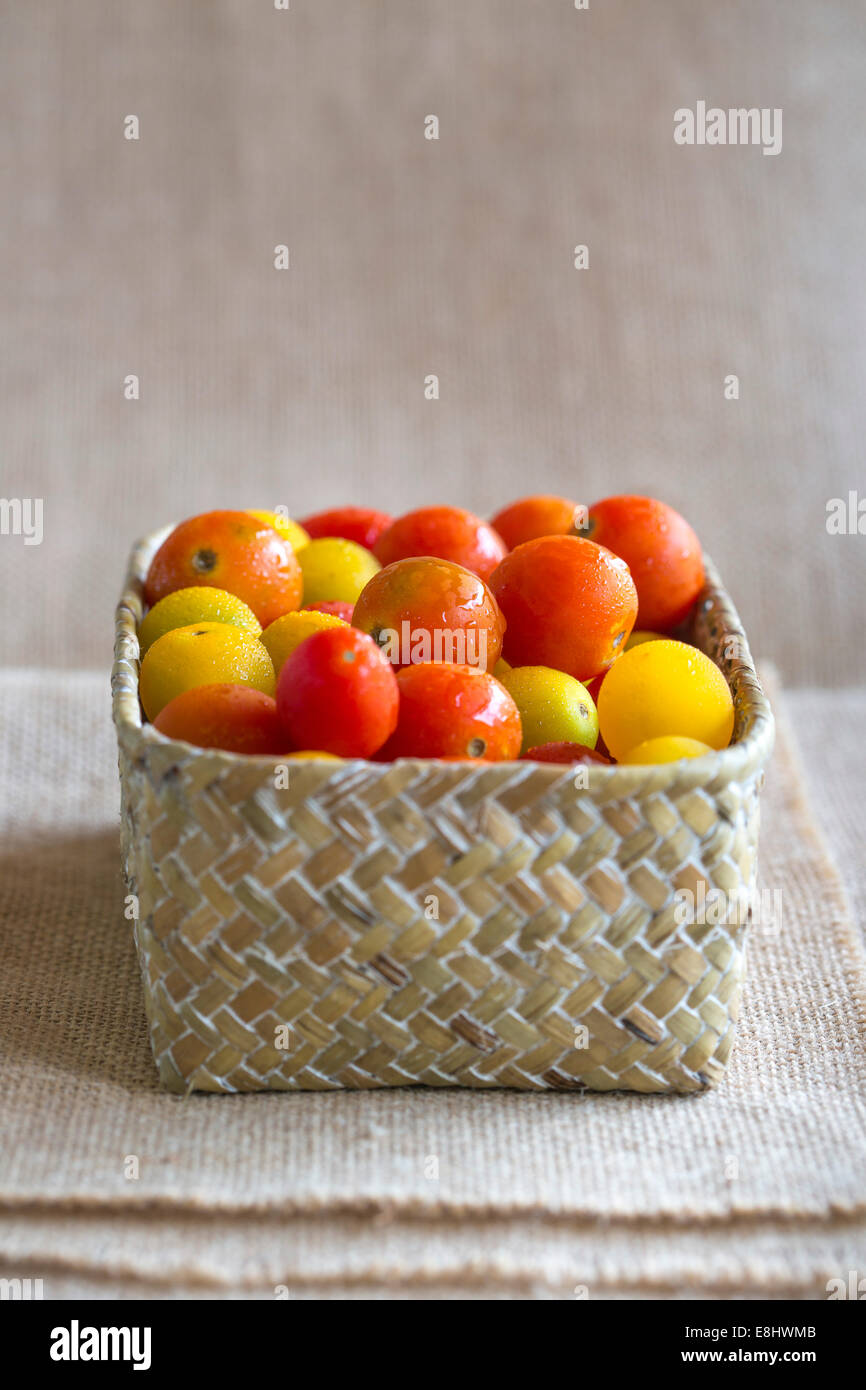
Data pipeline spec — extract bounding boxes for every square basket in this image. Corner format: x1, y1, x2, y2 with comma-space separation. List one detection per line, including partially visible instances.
113, 527, 774, 1095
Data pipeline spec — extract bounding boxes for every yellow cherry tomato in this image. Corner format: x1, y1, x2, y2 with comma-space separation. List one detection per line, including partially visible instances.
499, 664, 598, 755
139, 621, 275, 721
247, 509, 310, 552
298, 537, 380, 606
625, 629, 666, 651
260, 608, 349, 676
597, 639, 734, 762
620, 736, 714, 765
286, 751, 343, 761
492, 657, 512, 679
139, 586, 261, 656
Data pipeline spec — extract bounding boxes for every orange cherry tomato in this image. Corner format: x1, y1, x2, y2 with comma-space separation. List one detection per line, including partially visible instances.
490, 494, 587, 550
521, 742, 612, 765
585, 495, 704, 632
374, 506, 507, 581
144, 510, 302, 628
489, 534, 637, 682
153, 684, 292, 755
299, 506, 393, 551
276, 626, 399, 758
352, 556, 504, 672
379, 663, 522, 761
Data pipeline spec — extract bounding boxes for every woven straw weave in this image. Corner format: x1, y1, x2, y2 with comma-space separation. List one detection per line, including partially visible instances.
112, 528, 774, 1095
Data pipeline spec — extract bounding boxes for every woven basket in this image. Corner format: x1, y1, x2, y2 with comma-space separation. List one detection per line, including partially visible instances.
113, 527, 774, 1095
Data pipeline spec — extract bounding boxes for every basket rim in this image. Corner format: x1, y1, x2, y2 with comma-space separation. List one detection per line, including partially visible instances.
112, 524, 775, 797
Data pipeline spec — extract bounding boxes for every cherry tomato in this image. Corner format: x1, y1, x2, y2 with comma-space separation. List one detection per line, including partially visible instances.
521, 742, 611, 765
597, 639, 734, 761
489, 535, 637, 681
378, 663, 522, 760
374, 506, 507, 581
261, 608, 348, 676
297, 537, 380, 605
276, 627, 399, 758
153, 684, 291, 755
286, 751, 342, 762
139, 622, 275, 721
246, 510, 310, 552
619, 736, 714, 765
352, 556, 504, 671
144, 510, 303, 628
299, 506, 393, 551
490, 495, 587, 550
138, 586, 261, 656
498, 665, 598, 754
585, 495, 704, 632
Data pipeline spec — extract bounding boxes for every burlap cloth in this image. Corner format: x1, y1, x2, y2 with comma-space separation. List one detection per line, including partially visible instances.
1, 668, 864, 1299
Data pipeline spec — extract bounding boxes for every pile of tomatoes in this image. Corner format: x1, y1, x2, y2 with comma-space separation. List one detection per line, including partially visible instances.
136, 496, 734, 766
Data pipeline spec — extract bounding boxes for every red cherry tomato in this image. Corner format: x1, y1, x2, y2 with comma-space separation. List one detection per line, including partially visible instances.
299, 506, 393, 551
276, 627, 399, 758
302, 599, 356, 624
490, 495, 587, 550
352, 556, 504, 671
378, 663, 522, 761
586, 495, 704, 632
521, 742, 611, 765
374, 506, 507, 581
489, 534, 638, 682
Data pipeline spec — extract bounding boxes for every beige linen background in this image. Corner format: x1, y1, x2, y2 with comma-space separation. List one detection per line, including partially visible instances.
1, 0, 865, 681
